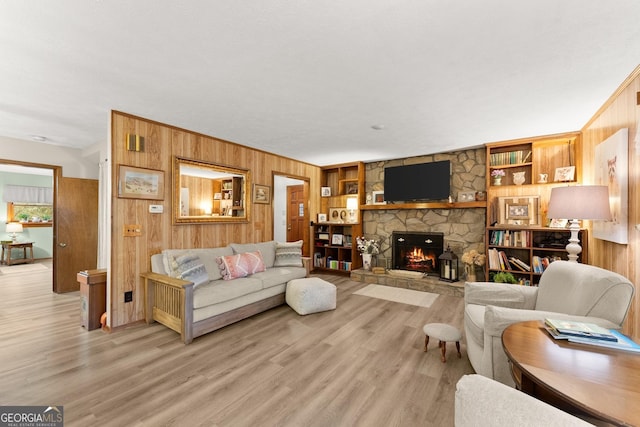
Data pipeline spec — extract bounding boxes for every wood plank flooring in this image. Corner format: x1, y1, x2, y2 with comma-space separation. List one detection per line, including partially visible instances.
0, 265, 474, 426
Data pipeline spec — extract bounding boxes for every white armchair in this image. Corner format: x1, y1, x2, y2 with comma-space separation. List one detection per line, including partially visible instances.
464, 261, 635, 386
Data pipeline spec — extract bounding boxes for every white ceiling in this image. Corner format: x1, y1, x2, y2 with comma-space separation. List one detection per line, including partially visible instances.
1, 1, 639, 166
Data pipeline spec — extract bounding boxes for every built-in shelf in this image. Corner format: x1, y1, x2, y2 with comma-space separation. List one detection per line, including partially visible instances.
360, 201, 487, 210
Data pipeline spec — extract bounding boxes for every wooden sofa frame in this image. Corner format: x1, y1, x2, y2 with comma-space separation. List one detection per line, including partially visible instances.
141, 272, 286, 344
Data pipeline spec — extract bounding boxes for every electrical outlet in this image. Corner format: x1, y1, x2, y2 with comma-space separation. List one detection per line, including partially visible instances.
123, 224, 142, 236
124, 291, 133, 303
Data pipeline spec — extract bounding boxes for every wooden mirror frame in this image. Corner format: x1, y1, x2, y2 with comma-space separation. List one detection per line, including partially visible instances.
173, 156, 250, 224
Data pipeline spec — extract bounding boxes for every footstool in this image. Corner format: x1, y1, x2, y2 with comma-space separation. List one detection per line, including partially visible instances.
286, 277, 337, 315
423, 323, 462, 363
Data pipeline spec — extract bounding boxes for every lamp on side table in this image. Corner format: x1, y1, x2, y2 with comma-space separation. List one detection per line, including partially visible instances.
546, 185, 611, 262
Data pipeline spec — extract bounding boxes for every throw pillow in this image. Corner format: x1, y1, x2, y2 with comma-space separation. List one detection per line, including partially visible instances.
274, 240, 303, 267
217, 251, 266, 280
168, 252, 209, 287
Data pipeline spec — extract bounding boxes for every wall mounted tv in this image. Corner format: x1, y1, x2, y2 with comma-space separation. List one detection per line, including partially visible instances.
384, 160, 451, 202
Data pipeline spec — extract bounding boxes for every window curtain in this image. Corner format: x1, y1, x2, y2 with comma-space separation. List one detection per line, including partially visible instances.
2, 185, 53, 203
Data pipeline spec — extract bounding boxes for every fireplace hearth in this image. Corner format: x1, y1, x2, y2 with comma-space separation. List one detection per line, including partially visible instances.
392, 231, 444, 275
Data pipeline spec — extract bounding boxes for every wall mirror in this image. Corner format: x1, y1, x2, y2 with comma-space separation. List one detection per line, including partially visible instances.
173, 156, 250, 224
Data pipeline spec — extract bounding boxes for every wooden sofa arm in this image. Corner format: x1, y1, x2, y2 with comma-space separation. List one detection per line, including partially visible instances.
141, 272, 195, 344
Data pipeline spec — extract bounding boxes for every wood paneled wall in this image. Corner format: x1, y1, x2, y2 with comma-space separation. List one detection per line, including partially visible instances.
110, 111, 321, 328
581, 65, 640, 339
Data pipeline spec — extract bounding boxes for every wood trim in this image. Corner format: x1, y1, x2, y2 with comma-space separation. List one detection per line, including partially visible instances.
361, 201, 486, 210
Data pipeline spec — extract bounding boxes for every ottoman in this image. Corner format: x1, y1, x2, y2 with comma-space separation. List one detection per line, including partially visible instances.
423, 323, 462, 363
286, 277, 337, 315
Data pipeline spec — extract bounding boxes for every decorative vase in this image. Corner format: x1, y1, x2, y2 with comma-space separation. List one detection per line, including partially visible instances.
362, 253, 373, 271
465, 264, 477, 281
493, 177, 502, 186
513, 171, 526, 185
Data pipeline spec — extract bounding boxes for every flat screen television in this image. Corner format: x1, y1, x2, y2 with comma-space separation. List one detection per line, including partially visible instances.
384, 160, 450, 202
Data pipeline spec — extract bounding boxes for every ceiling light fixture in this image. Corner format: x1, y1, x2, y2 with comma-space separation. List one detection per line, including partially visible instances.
31, 135, 47, 142
371, 125, 385, 130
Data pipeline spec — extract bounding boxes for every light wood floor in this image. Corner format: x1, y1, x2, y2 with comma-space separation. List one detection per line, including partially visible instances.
0, 264, 474, 426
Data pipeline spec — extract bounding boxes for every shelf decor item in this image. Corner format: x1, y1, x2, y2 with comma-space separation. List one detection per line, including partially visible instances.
491, 169, 505, 185
512, 171, 526, 185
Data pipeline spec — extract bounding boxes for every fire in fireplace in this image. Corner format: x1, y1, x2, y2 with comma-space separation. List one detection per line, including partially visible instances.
391, 231, 444, 275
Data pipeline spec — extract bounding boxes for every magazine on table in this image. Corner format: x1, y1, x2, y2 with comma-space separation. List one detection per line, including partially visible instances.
544, 318, 618, 342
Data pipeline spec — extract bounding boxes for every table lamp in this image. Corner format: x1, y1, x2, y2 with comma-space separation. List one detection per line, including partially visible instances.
6, 222, 23, 242
346, 197, 358, 223
546, 185, 611, 262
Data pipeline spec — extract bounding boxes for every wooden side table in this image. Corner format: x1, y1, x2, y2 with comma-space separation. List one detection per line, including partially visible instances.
1, 242, 35, 265
78, 269, 107, 331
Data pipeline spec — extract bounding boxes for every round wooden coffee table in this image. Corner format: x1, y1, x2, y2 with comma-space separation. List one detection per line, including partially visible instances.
502, 320, 640, 426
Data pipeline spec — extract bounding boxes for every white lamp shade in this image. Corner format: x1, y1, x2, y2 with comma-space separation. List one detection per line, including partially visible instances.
346, 197, 358, 210
6, 222, 23, 233
547, 186, 612, 220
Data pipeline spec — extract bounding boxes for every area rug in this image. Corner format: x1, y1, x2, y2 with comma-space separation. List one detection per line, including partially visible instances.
353, 284, 438, 308
0, 264, 48, 274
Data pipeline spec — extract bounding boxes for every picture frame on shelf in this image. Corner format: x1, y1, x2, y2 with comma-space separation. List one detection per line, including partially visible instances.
318, 213, 327, 223
457, 191, 476, 202
332, 234, 343, 245
554, 166, 575, 182
548, 218, 569, 228
372, 191, 385, 205
252, 184, 271, 204
321, 187, 331, 197
329, 208, 347, 223
345, 182, 358, 194
498, 196, 540, 226
117, 165, 164, 200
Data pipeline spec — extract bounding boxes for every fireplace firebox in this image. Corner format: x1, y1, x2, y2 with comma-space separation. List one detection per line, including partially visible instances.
392, 231, 444, 275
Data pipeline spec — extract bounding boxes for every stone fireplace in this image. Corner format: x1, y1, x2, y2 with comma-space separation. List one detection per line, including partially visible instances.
391, 231, 444, 275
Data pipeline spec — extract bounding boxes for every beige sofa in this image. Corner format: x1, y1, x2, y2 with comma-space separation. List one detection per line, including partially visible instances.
455, 374, 593, 426
464, 261, 634, 386
141, 241, 309, 344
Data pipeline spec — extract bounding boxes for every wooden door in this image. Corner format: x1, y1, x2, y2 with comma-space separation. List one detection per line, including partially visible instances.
54, 177, 99, 293
286, 184, 309, 256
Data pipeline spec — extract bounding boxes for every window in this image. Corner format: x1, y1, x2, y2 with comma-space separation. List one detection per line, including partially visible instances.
7, 202, 53, 227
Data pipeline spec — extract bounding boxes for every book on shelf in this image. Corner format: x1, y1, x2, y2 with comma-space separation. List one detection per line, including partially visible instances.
545, 318, 618, 342
508, 256, 530, 272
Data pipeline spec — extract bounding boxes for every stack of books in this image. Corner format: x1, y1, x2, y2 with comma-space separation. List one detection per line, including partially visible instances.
544, 318, 640, 353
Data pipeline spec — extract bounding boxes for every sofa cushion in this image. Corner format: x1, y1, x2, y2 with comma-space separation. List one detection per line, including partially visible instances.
230, 241, 277, 268
274, 240, 303, 267
192, 277, 263, 309
162, 247, 233, 281
251, 266, 307, 289
163, 251, 209, 287
217, 251, 266, 280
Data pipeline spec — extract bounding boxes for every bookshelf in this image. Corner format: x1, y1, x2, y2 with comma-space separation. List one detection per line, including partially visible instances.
312, 223, 361, 273
315, 162, 365, 273
486, 226, 588, 285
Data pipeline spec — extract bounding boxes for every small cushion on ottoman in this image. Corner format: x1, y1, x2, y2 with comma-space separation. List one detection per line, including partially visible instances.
286, 277, 337, 315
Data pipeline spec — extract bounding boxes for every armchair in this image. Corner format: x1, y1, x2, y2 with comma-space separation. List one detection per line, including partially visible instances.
464, 261, 635, 386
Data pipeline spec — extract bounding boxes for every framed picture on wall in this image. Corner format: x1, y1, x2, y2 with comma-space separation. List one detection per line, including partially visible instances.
252, 184, 271, 204
117, 165, 164, 200
498, 196, 540, 226
372, 191, 385, 205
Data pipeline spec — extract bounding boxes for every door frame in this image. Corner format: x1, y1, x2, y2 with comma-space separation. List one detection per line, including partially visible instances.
0, 158, 60, 291
272, 172, 310, 253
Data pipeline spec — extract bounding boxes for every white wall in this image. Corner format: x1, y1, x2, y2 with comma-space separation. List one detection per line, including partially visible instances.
0, 136, 101, 179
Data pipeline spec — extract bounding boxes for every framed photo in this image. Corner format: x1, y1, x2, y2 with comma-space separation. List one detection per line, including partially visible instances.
329, 208, 347, 222
549, 218, 568, 228
498, 196, 540, 226
506, 203, 530, 220
457, 191, 476, 202
554, 166, 575, 182
332, 234, 343, 245
345, 182, 358, 194
318, 213, 327, 223
321, 187, 331, 197
118, 165, 164, 200
252, 184, 271, 204
372, 191, 385, 205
